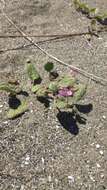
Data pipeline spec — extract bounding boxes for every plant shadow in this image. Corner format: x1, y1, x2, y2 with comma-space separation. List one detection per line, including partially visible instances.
57, 104, 93, 135
37, 97, 50, 108
8, 90, 29, 109
8, 96, 21, 109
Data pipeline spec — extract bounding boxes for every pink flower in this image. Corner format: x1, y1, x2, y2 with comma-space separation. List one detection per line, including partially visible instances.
58, 87, 73, 97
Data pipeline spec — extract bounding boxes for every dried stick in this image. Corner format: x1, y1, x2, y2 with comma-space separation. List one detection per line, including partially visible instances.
2, 11, 107, 85
0, 37, 65, 54
0, 27, 107, 38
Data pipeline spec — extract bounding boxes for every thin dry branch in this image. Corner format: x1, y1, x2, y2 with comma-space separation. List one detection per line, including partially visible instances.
2, 11, 107, 85
0, 37, 65, 54
0, 27, 107, 38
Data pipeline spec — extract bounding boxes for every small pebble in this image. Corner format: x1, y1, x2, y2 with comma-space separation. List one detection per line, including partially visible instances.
98, 37, 103, 40
56, 125, 60, 129
41, 157, 44, 164
102, 115, 106, 119
25, 155, 30, 161
96, 144, 100, 149
24, 161, 29, 165
20, 185, 25, 190
96, 163, 101, 168
3, 121, 8, 124
99, 150, 104, 155
90, 175, 95, 182
68, 175, 75, 183
100, 174, 104, 179
0, 105, 3, 108
48, 175, 52, 182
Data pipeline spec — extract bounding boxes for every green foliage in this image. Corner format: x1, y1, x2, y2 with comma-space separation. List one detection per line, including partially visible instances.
74, 0, 107, 25
55, 98, 68, 109
54, 84, 87, 109
31, 84, 41, 93
72, 84, 87, 104
48, 81, 58, 93
44, 62, 54, 72
0, 83, 20, 95
58, 75, 77, 88
36, 86, 48, 97
7, 100, 28, 119
27, 63, 41, 81
95, 12, 107, 22
0, 57, 89, 119
30, 73, 87, 110
74, 0, 90, 14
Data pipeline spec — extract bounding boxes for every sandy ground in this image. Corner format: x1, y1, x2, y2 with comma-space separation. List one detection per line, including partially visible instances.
0, 0, 107, 189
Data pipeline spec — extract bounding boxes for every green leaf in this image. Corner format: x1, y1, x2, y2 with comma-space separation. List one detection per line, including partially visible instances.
90, 8, 98, 14
66, 96, 74, 107
36, 86, 47, 97
44, 62, 54, 72
48, 82, 58, 93
96, 12, 107, 22
72, 84, 87, 103
27, 63, 40, 81
80, 3, 90, 14
7, 100, 28, 119
55, 98, 67, 109
31, 85, 41, 93
58, 75, 77, 88
74, 0, 80, 9
0, 83, 20, 95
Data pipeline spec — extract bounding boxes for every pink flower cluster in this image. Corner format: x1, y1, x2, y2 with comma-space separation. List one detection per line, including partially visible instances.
58, 87, 74, 97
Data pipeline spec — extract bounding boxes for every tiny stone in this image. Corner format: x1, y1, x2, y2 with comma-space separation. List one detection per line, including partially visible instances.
90, 175, 95, 182
68, 175, 75, 183
41, 157, 44, 164
55, 178, 58, 184
91, 143, 94, 146
96, 144, 100, 149
25, 155, 30, 161
20, 185, 25, 190
3, 121, 8, 124
102, 115, 106, 119
100, 174, 104, 179
0, 105, 3, 108
48, 175, 52, 182
56, 125, 60, 129
26, 59, 31, 63
99, 150, 104, 155
31, 135, 34, 139
98, 37, 103, 40
24, 161, 29, 165
21, 163, 24, 167
96, 163, 101, 168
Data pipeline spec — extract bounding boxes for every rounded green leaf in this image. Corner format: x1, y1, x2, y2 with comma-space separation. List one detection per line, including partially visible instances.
31, 85, 41, 93
27, 63, 40, 81
72, 84, 87, 103
0, 83, 20, 95
58, 75, 77, 88
54, 98, 67, 109
48, 82, 58, 92
44, 62, 54, 72
36, 86, 47, 97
